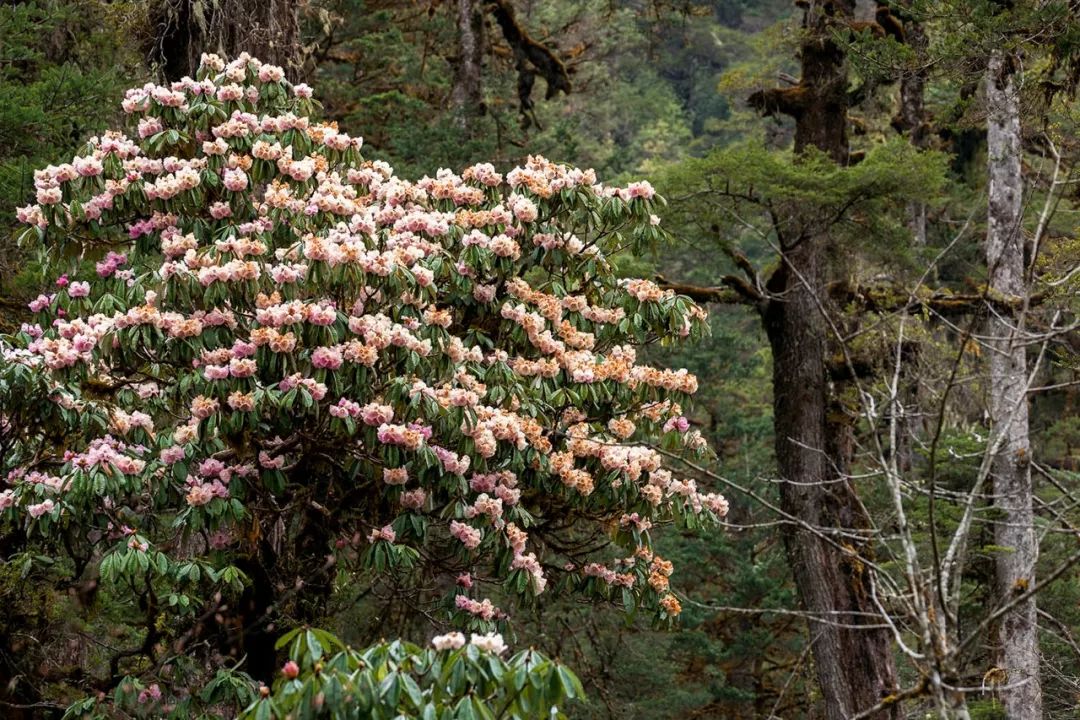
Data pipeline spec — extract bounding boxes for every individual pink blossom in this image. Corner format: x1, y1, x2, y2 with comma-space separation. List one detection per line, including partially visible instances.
128, 536, 149, 552
66, 278, 90, 295
138, 117, 163, 138
469, 632, 507, 654
15, 204, 47, 227
329, 398, 360, 419
472, 284, 497, 303
216, 84, 243, 102
190, 395, 219, 419
311, 346, 343, 370
206, 529, 232, 549
199, 459, 226, 478
622, 180, 655, 200
203, 364, 229, 381
307, 304, 336, 326
96, 252, 127, 278
223, 168, 248, 192
231, 340, 257, 358
229, 358, 257, 378
73, 156, 104, 177
28, 294, 53, 312
258, 451, 285, 470
400, 488, 427, 511
37, 187, 62, 204
227, 391, 255, 412
137, 683, 162, 704
185, 482, 220, 507
376, 423, 424, 450
411, 265, 434, 287
360, 402, 393, 426
258, 65, 285, 83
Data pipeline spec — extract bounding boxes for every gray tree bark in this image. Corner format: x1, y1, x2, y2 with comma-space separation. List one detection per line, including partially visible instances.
449, 0, 486, 134
985, 49, 1042, 720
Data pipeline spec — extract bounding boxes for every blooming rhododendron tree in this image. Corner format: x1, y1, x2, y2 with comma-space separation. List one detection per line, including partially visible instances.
0, 53, 726, 717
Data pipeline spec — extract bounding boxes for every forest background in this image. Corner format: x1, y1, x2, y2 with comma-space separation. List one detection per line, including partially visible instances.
2, 0, 1080, 718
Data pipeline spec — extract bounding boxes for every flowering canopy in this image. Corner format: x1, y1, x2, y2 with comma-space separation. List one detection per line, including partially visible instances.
1, 53, 725, 716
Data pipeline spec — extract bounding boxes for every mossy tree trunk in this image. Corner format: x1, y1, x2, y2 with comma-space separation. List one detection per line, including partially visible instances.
753, 2, 900, 717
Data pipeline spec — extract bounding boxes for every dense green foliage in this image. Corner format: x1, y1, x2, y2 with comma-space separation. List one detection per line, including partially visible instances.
0, 2, 143, 304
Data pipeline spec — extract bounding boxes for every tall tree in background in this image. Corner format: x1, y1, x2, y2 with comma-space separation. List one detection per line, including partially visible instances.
747, 1, 899, 716
449, 0, 486, 133
985, 43, 1041, 720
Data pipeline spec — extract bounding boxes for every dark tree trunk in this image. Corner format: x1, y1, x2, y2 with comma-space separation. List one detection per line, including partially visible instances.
147, 0, 301, 80
753, 2, 899, 717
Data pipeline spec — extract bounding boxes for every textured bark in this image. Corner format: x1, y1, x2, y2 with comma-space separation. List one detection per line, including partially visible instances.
755, 3, 899, 718
147, 0, 301, 80
985, 49, 1042, 720
449, 0, 486, 133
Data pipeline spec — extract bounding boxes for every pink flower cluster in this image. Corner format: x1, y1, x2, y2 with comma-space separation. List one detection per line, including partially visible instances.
469, 471, 521, 506
455, 594, 499, 621
66, 436, 148, 476
96, 251, 128, 278
376, 423, 425, 450
450, 520, 482, 550
583, 562, 636, 588
278, 374, 328, 401
183, 458, 252, 507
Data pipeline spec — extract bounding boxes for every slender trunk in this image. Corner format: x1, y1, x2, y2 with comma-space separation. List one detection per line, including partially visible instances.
755, 3, 899, 717
985, 49, 1041, 719
450, 0, 486, 134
